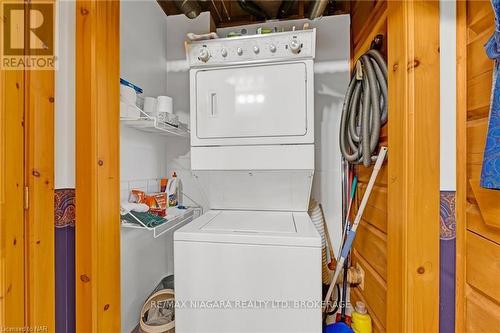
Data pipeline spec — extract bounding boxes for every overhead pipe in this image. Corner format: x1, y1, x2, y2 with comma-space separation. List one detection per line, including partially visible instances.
308, 0, 329, 20
237, 0, 270, 21
174, 0, 202, 19
276, 0, 296, 19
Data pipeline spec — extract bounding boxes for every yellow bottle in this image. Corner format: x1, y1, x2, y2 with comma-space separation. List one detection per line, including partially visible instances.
351, 301, 372, 333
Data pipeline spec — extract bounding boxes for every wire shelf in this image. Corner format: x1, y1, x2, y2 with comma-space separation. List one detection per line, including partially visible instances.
121, 206, 202, 238
121, 109, 189, 138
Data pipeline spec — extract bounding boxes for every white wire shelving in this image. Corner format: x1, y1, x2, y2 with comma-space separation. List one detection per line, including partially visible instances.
120, 108, 189, 138
121, 206, 202, 238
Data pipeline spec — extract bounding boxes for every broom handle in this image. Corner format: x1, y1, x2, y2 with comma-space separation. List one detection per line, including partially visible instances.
351, 147, 387, 234
323, 147, 387, 312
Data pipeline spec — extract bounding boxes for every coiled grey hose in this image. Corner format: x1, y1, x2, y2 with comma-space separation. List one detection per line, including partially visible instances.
340, 49, 388, 167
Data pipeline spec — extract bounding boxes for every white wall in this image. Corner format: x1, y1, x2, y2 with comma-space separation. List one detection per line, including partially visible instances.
165, 12, 213, 211
120, 7, 212, 333
166, 12, 213, 125
120, 0, 168, 97
55, 0, 75, 189
120, 2, 169, 332
440, 0, 456, 191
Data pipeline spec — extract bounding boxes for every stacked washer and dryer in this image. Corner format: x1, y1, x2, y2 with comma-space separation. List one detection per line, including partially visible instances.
174, 29, 322, 332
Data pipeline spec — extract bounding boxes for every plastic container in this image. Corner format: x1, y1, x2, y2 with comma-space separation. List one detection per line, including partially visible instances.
120, 84, 137, 105
351, 301, 372, 333
167, 172, 179, 207
324, 322, 354, 333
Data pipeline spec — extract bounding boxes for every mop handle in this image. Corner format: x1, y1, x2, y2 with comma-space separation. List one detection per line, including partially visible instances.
350, 147, 387, 234
337, 176, 358, 261
339, 148, 387, 259
322, 147, 387, 312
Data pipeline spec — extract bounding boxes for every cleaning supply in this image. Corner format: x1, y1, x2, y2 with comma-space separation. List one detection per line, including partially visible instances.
120, 202, 149, 214
324, 322, 354, 333
160, 178, 168, 192
167, 172, 179, 207
323, 147, 387, 312
351, 301, 372, 333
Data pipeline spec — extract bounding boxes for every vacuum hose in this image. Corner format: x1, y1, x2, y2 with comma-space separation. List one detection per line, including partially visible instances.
340, 49, 388, 167
309, 200, 331, 285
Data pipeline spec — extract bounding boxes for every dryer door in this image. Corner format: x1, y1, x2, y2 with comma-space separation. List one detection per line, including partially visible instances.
193, 61, 312, 145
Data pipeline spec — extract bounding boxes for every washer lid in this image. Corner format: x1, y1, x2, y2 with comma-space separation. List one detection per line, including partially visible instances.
174, 210, 321, 248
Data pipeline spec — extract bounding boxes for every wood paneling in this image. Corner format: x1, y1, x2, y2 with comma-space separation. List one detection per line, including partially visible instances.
467, 71, 493, 114
467, 203, 500, 245
466, 231, 500, 302
359, 204, 387, 234
353, 223, 387, 280
76, 1, 121, 332
25, 62, 55, 331
350, 1, 388, 330
387, 2, 440, 332
1, 1, 55, 328
352, 250, 387, 327
456, 2, 468, 331
457, 1, 500, 331
467, 27, 495, 78
465, 285, 500, 332
357, 183, 387, 213
0, 68, 26, 329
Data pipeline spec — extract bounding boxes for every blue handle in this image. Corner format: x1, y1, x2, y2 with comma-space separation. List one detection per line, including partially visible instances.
340, 230, 356, 259
120, 78, 143, 94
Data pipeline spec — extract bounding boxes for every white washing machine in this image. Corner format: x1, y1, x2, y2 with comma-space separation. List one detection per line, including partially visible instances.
175, 29, 321, 333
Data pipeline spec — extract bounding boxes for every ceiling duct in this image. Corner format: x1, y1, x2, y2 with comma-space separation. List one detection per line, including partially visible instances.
175, 0, 202, 19
308, 0, 329, 20
237, 0, 270, 21
276, 0, 296, 19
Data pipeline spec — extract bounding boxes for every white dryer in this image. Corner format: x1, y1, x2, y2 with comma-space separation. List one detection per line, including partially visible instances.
175, 29, 321, 333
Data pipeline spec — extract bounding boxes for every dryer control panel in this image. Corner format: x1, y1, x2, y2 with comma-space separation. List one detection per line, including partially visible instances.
186, 29, 316, 67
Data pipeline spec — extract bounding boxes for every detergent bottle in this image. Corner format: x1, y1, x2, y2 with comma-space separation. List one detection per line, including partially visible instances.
167, 172, 179, 207
351, 301, 372, 333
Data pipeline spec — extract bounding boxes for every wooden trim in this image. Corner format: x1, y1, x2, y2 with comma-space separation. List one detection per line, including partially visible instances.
0, 63, 26, 330
455, 2, 467, 332
386, 1, 441, 332
24, 50, 56, 333
1, 0, 55, 329
75, 0, 121, 331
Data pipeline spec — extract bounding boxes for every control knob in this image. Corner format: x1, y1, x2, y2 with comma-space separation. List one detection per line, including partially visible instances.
221, 48, 228, 57
289, 39, 302, 54
253, 45, 260, 54
237, 47, 243, 56
198, 47, 210, 62
269, 44, 277, 53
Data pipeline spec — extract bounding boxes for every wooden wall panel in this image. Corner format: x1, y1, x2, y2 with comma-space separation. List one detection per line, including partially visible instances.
0, 69, 26, 329
353, 224, 387, 280
465, 285, 500, 332
1, 1, 55, 327
25, 64, 55, 332
457, 1, 500, 331
466, 231, 500, 301
351, 250, 387, 326
350, 1, 388, 331
386, 2, 440, 332
76, 1, 121, 331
